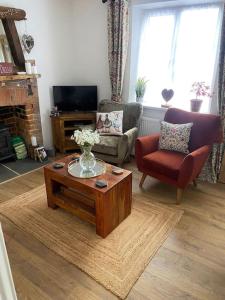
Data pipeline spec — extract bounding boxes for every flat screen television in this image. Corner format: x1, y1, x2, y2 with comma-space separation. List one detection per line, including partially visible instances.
53, 86, 97, 112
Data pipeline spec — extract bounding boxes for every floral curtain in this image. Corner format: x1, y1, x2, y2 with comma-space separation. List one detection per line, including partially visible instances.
200, 6, 225, 183
107, 0, 129, 102
217, 7, 225, 183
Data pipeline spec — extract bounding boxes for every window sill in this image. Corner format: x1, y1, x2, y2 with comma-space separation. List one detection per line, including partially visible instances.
143, 105, 168, 112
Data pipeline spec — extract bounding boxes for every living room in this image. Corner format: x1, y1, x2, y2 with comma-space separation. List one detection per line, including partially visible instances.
0, 0, 225, 299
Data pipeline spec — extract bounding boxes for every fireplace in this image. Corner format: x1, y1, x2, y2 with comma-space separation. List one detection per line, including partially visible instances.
0, 77, 43, 151
0, 125, 15, 161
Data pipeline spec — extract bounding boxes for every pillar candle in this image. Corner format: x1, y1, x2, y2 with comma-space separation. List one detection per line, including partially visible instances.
31, 136, 37, 147
25, 62, 32, 74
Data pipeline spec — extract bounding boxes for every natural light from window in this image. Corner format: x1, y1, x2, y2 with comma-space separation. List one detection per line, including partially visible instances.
135, 4, 223, 112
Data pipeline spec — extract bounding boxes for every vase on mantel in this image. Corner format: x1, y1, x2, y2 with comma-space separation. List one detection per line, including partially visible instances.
80, 145, 96, 172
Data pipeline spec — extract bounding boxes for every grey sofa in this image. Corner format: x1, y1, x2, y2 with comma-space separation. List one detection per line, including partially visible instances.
92, 100, 143, 166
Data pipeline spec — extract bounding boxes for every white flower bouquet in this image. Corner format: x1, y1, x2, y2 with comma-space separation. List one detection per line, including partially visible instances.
72, 129, 100, 147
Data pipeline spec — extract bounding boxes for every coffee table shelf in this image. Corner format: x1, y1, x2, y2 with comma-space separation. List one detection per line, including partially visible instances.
54, 191, 96, 225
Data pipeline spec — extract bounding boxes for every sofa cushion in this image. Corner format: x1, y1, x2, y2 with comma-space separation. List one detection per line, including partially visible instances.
159, 121, 193, 154
143, 150, 186, 180
98, 100, 143, 132
92, 135, 120, 156
96, 111, 123, 135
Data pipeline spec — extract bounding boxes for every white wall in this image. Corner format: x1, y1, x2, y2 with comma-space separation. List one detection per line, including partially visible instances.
70, 0, 111, 101
0, 0, 111, 148
0, 0, 74, 148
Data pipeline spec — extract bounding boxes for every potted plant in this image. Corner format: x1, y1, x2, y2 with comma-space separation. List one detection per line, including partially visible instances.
72, 129, 100, 172
190, 81, 211, 112
135, 77, 148, 103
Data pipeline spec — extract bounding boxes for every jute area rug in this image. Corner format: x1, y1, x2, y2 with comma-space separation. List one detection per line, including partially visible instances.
0, 185, 183, 299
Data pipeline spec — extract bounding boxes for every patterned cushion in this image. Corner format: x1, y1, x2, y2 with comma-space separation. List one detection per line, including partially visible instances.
159, 121, 193, 154
96, 111, 123, 135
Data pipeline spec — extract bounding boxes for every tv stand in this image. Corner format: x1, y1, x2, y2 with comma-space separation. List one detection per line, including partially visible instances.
51, 112, 96, 153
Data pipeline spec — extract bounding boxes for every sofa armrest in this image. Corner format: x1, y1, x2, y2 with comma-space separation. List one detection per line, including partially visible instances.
178, 145, 211, 188
118, 127, 138, 162
135, 134, 160, 171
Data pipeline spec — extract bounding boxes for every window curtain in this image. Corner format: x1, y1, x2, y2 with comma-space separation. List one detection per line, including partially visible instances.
200, 6, 225, 183
216, 5, 225, 183
107, 0, 129, 102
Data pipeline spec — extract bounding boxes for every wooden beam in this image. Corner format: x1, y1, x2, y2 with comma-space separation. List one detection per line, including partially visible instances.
0, 6, 26, 21
2, 18, 25, 69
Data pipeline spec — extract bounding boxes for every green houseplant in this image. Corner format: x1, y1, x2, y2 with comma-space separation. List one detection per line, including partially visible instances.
135, 77, 148, 103
190, 81, 211, 112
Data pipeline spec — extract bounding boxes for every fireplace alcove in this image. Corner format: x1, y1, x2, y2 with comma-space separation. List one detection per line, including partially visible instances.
0, 76, 43, 161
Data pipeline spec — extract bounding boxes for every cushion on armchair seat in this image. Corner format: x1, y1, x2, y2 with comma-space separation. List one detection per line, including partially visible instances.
143, 150, 186, 180
93, 135, 120, 156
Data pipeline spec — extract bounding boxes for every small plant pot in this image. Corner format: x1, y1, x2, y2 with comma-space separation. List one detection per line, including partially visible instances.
190, 99, 203, 112
136, 96, 144, 103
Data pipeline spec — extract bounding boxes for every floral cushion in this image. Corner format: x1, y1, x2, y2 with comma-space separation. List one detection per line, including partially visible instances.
159, 121, 193, 154
96, 111, 123, 135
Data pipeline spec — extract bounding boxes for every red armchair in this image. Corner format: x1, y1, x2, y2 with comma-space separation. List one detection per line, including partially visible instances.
135, 108, 223, 204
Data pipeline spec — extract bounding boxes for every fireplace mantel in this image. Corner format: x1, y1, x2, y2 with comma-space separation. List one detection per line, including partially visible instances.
0, 74, 41, 82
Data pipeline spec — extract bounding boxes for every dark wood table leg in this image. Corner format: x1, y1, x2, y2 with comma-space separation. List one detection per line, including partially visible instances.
95, 174, 132, 238
44, 170, 58, 209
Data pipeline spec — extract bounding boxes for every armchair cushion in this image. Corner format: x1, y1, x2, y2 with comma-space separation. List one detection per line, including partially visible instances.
143, 150, 186, 180
93, 135, 120, 156
159, 121, 193, 154
98, 100, 143, 132
96, 111, 123, 135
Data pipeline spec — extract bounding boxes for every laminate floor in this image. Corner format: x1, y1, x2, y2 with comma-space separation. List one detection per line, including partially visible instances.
0, 162, 225, 300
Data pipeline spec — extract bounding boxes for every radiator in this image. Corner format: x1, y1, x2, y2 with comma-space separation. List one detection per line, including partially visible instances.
138, 116, 161, 136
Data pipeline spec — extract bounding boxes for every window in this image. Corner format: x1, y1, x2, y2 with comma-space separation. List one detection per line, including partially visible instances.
130, 3, 223, 112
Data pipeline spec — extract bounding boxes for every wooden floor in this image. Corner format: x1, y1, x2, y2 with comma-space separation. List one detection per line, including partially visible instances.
1, 162, 225, 300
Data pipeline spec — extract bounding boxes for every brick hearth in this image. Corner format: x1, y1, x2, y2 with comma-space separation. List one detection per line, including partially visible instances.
0, 78, 43, 147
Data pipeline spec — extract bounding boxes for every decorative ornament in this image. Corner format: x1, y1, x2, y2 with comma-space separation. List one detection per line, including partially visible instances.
161, 89, 174, 108
22, 34, 34, 53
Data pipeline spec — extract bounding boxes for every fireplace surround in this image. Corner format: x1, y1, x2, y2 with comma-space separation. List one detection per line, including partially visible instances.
0, 76, 43, 154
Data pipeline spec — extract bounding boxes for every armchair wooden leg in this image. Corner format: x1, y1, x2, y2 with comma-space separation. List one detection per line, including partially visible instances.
193, 180, 197, 187
139, 173, 147, 188
176, 188, 183, 205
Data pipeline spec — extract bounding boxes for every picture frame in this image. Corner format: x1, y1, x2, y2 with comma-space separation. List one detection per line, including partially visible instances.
35, 146, 48, 162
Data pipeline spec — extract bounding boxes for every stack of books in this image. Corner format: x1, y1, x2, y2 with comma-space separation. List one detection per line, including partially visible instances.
11, 137, 27, 160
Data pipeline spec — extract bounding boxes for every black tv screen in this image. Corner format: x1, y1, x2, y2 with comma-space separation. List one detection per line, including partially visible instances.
53, 86, 97, 112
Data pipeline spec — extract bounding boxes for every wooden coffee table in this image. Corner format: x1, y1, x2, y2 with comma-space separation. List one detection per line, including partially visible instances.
44, 154, 132, 238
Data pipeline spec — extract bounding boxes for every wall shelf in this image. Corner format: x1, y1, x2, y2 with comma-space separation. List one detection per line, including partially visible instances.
0, 74, 41, 82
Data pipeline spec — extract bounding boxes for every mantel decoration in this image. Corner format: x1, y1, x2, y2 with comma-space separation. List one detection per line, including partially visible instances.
190, 81, 211, 112
22, 34, 34, 54
0, 6, 26, 69
72, 129, 100, 172
0, 62, 13, 75
22, 20, 34, 54
161, 88, 174, 108
135, 77, 148, 103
